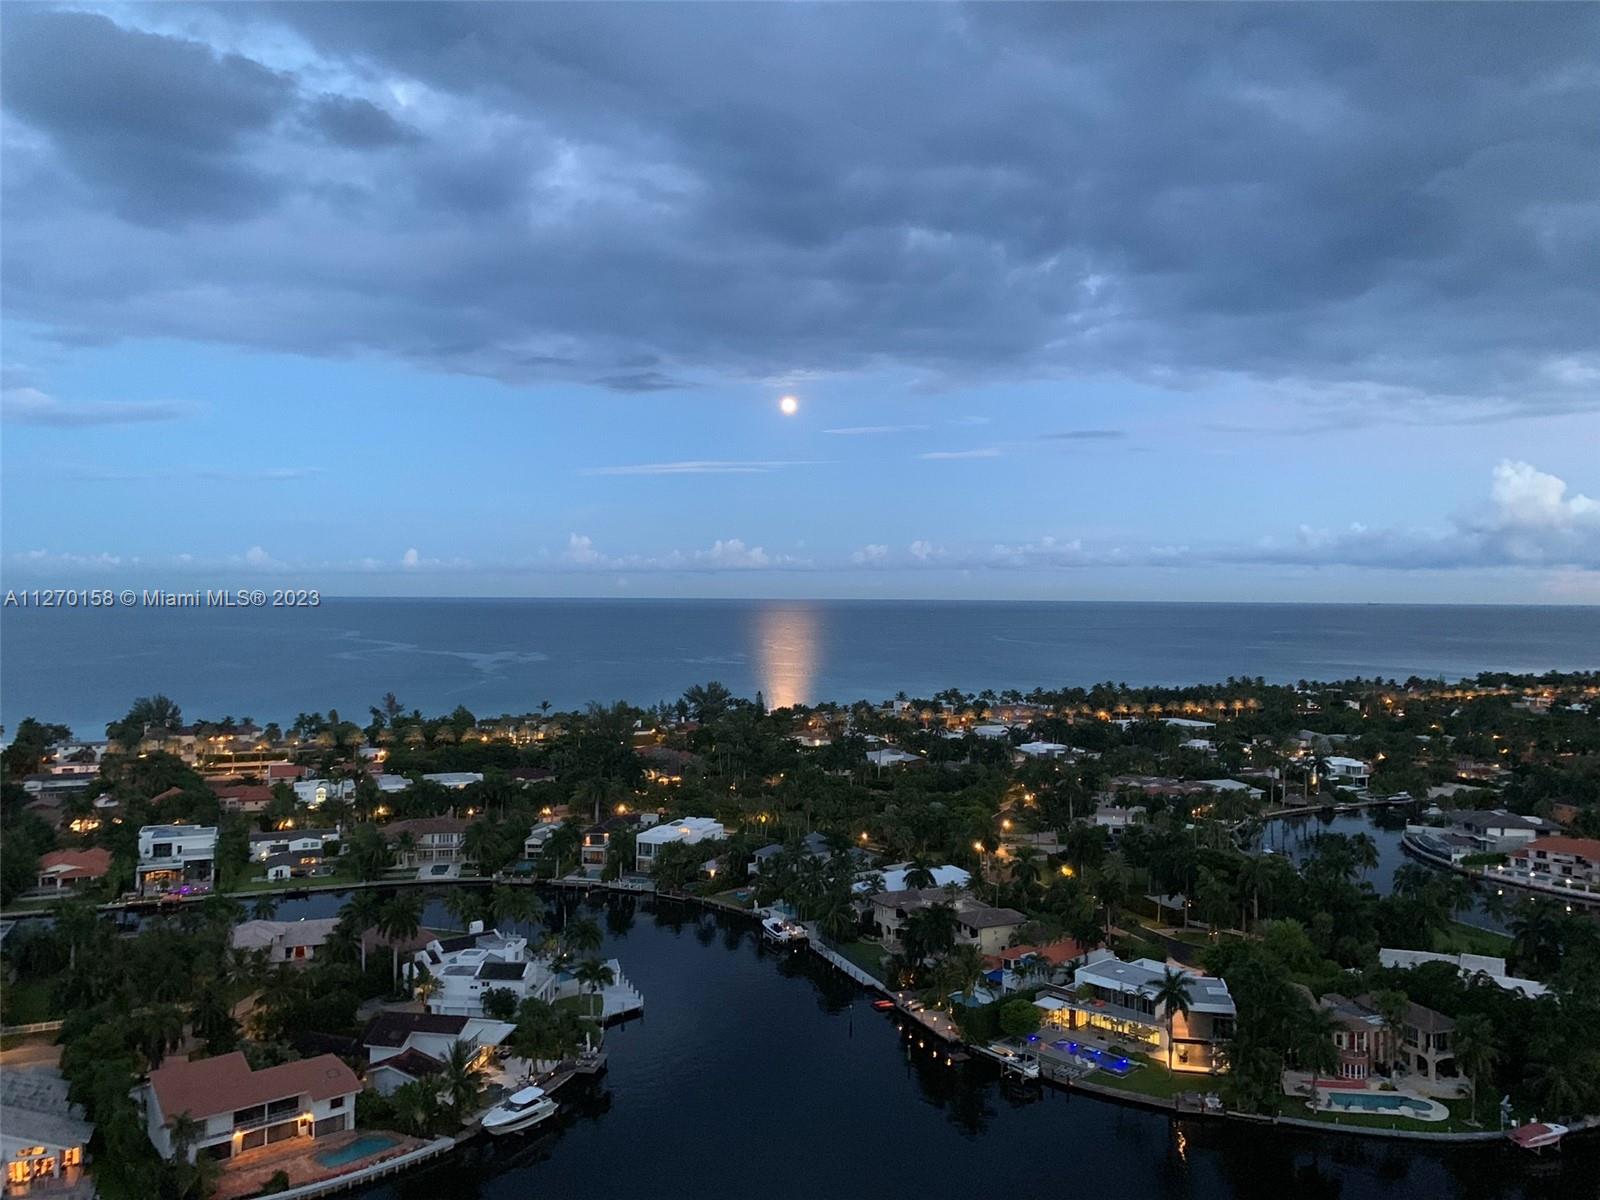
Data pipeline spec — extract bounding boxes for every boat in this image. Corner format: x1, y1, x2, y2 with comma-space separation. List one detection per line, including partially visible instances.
871, 998, 896, 1011
482, 1086, 559, 1136
975, 1041, 1040, 1078
1508, 1122, 1567, 1151
760, 914, 809, 944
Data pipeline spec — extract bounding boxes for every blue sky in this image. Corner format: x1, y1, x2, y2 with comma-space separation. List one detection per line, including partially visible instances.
2, 4, 1597, 602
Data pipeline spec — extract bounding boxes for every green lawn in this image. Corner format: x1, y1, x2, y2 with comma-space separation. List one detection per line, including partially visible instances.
0, 978, 59, 1026
706, 887, 754, 910
1114, 934, 1170, 962
1086, 1054, 1191, 1100
1291, 1094, 1480, 1134
1432, 923, 1514, 956
224, 862, 363, 894
831, 939, 887, 977
552, 994, 603, 1018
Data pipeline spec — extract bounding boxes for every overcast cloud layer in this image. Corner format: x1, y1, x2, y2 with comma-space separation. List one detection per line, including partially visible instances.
2, 3, 1597, 414
1, 4, 1597, 603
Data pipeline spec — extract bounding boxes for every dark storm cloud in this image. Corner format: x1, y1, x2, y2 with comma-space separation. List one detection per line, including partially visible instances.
0, 7, 293, 223
302, 95, 420, 149
1, 3, 1596, 413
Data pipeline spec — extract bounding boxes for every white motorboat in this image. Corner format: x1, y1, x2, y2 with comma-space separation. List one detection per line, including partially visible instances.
1508, 1121, 1567, 1151
482, 1086, 559, 1136
761, 914, 809, 944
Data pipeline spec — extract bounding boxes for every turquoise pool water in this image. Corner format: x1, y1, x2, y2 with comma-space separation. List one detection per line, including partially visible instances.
1329, 1092, 1431, 1115
314, 1134, 398, 1167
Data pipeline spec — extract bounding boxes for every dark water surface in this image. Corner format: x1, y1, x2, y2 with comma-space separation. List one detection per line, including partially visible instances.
4, 599, 1597, 736
315, 894, 1593, 1200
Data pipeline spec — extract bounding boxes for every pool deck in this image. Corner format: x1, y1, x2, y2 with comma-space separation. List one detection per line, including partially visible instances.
211, 1129, 427, 1200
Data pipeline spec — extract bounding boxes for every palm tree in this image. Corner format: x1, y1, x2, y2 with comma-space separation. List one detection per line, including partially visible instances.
440, 1038, 485, 1120
1154, 968, 1194, 1072
1294, 1004, 1340, 1103
378, 891, 424, 989
390, 1077, 442, 1136
339, 889, 386, 972
1452, 1012, 1498, 1125
562, 916, 604, 956
573, 958, 615, 1018
442, 887, 485, 931
491, 885, 546, 932
1371, 989, 1409, 1077
902, 856, 936, 890
168, 1111, 205, 1163
250, 894, 281, 921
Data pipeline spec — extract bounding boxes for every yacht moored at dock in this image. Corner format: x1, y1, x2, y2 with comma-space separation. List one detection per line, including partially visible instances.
482, 1086, 559, 1136
760, 913, 809, 944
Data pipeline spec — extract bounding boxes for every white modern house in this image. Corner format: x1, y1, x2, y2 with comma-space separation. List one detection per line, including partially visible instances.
293, 778, 354, 807
634, 816, 725, 872
411, 927, 558, 1017
248, 829, 339, 862
866, 747, 923, 769
1015, 741, 1070, 760
421, 772, 483, 789
1036, 950, 1236, 1073
1378, 948, 1549, 998
854, 863, 971, 894
135, 824, 218, 897
1322, 756, 1372, 789
141, 1052, 359, 1162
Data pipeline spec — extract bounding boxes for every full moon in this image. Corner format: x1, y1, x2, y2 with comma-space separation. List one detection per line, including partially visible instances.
779, 394, 799, 416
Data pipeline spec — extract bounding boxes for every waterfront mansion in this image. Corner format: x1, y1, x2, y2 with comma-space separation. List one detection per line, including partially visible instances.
1034, 950, 1237, 1073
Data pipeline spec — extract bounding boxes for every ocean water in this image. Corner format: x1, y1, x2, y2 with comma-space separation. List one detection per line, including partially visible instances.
1, 599, 1596, 738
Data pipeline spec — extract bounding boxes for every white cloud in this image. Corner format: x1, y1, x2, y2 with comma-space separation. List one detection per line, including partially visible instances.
909, 539, 942, 561
580, 459, 820, 476
852, 543, 889, 564
242, 545, 281, 569
2, 387, 192, 427
823, 425, 929, 436
401, 547, 420, 569
920, 447, 1001, 460
564, 533, 603, 564
1485, 460, 1598, 530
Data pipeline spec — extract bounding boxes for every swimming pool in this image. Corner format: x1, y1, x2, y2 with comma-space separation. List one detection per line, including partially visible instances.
1049, 1039, 1135, 1076
314, 1134, 399, 1167
1324, 1092, 1446, 1121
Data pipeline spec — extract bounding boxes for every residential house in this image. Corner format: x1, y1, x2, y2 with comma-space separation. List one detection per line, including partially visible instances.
983, 940, 1088, 993
1322, 756, 1372, 789
1509, 835, 1600, 887
1035, 950, 1236, 1073
420, 772, 483, 790
1199, 779, 1264, 801
523, 821, 564, 859
34, 849, 111, 892
141, 1052, 359, 1161
1015, 741, 1070, 760
1448, 810, 1556, 852
750, 831, 832, 876
1352, 994, 1458, 1087
634, 817, 724, 873
383, 816, 470, 867
1091, 806, 1147, 841
2, 1067, 93, 1197
231, 918, 341, 965
1378, 948, 1548, 998
868, 888, 1024, 956
1316, 992, 1392, 1080
410, 927, 556, 1017
293, 779, 354, 808
866, 747, 923, 769
135, 824, 217, 897
212, 784, 273, 815
954, 904, 1028, 955
359, 1012, 514, 1096
248, 829, 339, 862
853, 864, 971, 894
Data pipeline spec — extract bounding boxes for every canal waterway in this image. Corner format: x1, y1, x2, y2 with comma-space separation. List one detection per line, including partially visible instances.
309, 893, 1592, 1200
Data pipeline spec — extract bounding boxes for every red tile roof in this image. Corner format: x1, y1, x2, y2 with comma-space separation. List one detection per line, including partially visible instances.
1514, 835, 1600, 862
36, 848, 112, 881
147, 1052, 358, 1123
